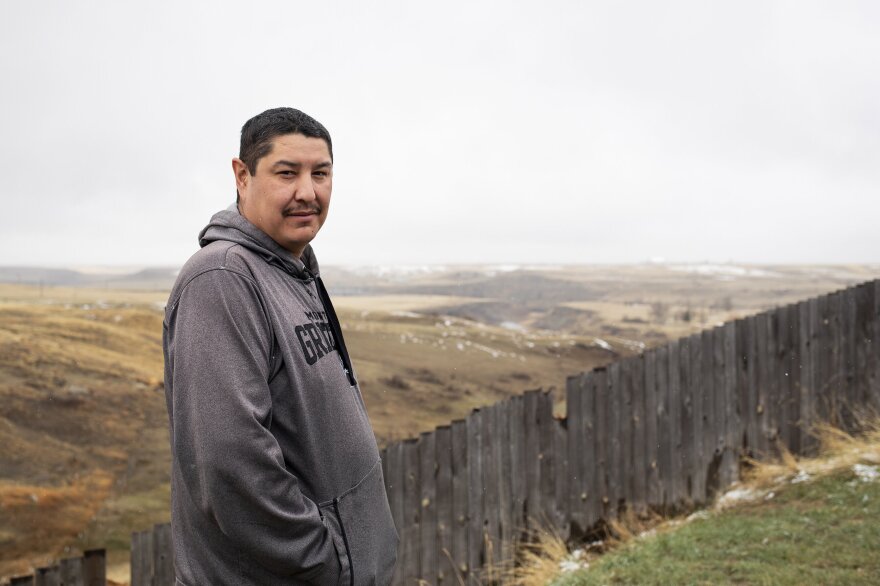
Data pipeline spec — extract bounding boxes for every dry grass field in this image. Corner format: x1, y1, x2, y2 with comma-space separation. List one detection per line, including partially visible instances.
0, 263, 877, 581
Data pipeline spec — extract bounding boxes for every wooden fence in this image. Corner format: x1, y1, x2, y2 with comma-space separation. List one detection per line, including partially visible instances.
379, 278, 880, 584
5, 549, 106, 586
18, 279, 874, 586
129, 524, 172, 586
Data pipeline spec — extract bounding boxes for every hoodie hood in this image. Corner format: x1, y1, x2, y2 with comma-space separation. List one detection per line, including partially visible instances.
198, 206, 320, 279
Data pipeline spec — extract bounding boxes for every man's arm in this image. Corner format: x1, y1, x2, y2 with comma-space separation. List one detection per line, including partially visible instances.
165, 267, 340, 584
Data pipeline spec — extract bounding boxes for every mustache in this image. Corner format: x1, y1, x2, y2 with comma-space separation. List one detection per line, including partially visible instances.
283, 205, 322, 216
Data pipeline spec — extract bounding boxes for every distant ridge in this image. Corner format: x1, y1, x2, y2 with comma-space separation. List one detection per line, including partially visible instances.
0, 266, 179, 290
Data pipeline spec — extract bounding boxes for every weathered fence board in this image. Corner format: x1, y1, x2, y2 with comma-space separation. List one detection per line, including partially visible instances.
419, 431, 438, 584
385, 442, 405, 586
507, 396, 526, 540
402, 438, 421, 585
607, 362, 623, 516
592, 368, 610, 519
435, 425, 453, 584
700, 329, 717, 499
566, 373, 586, 533
629, 355, 647, 512
668, 340, 683, 506
688, 332, 705, 502
466, 408, 483, 584
678, 335, 695, 505
450, 419, 469, 581
34, 566, 59, 586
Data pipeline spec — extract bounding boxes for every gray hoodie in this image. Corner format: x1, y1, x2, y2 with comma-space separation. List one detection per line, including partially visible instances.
163, 208, 398, 585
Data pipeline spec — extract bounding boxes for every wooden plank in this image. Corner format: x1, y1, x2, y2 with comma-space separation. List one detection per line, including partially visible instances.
712, 325, 728, 489
687, 334, 704, 503
629, 354, 647, 512
656, 346, 672, 507
59, 557, 84, 586
553, 407, 569, 536
828, 291, 844, 427
855, 283, 874, 414
871, 280, 880, 413
720, 321, 738, 488
678, 335, 695, 507
607, 361, 623, 516
507, 396, 526, 541
450, 419, 469, 582
419, 431, 438, 584
34, 566, 60, 586
539, 391, 557, 530
466, 408, 484, 583
785, 304, 801, 454
799, 300, 817, 453
480, 404, 500, 572
843, 289, 859, 430
701, 329, 718, 499
742, 316, 759, 456
566, 373, 586, 534
734, 318, 751, 460
435, 425, 454, 585
523, 391, 541, 529
617, 359, 635, 512
386, 442, 405, 586
498, 400, 515, 564
582, 372, 600, 529
131, 530, 152, 586
152, 523, 172, 586
668, 340, 684, 507
643, 350, 659, 508
83, 548, 106, 586
754, 313, 771, 457
816, 293, 833, 424
10, 575, 35, 586
592, 368, 611, 519
402, 438, 421, 586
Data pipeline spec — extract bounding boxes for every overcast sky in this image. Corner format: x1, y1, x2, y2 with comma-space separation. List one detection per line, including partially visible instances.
1, 1, 878, 268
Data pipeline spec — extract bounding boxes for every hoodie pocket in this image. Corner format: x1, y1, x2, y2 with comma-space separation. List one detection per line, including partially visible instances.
321, 503, 353, 586
320, 460, 399, 586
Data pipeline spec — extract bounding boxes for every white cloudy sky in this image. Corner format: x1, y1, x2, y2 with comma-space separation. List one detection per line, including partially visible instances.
1, 1, 878, 267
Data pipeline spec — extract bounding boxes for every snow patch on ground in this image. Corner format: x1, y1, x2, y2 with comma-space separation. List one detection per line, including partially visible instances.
853, 463, 879, 482
558, 548, 589, 573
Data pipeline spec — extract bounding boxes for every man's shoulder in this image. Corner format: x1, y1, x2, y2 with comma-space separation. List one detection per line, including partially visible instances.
168, 242, 267, 305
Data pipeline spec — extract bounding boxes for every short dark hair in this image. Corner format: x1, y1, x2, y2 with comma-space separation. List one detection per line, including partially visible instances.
236, 108, 333, 201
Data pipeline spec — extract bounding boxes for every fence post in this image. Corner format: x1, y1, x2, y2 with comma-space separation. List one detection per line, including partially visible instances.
59, 557, 84, 586
83, 548, 106, 586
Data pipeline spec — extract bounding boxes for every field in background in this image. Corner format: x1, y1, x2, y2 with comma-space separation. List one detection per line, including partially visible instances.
0, 263, 877, 581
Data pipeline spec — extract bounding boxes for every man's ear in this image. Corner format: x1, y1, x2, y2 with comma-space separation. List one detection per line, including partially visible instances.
232, 158, 250, 196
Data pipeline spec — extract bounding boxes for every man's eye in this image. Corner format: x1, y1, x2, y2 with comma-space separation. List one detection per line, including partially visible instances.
279, 171, 296, 176
313, 171, 328, 178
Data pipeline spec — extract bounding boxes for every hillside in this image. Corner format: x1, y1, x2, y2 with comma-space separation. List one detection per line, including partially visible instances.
1, 262, 878, 581
0, 284, 615, 579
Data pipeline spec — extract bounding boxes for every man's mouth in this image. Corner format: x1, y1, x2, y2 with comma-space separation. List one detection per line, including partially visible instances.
284, 208, 321, 217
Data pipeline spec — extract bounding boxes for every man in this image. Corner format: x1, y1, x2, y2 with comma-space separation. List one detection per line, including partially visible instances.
163, 107, 398, 585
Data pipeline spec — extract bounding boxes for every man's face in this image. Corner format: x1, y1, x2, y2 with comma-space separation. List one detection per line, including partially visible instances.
233, 133, 333, 258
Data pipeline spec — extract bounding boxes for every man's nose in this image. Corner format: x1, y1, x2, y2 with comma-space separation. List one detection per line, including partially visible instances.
294, 177, 317, 202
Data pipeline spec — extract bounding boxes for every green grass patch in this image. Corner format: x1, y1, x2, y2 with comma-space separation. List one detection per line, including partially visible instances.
557, 470, 880, 586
